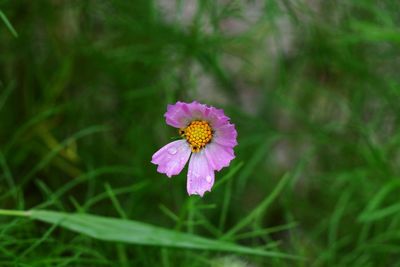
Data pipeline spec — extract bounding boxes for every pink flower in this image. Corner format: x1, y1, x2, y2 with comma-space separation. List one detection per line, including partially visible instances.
151, 101, 238, 197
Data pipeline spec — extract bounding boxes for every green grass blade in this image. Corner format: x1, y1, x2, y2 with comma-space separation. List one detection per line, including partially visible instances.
358, 180, 400, 222
358, 203, 400, 222
0, 81, 15, 111
223, 173, 291, 239
0, 209, 303, 260
0, 10, 18, 38
22, 125, 108, 184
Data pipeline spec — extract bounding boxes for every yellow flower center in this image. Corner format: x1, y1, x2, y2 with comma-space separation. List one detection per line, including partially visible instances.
179, 120, 213, 153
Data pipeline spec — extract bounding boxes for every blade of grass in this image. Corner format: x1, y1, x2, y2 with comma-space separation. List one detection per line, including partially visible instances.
0, 81, 15, 111
223, 172, 291, 240
18, 223, 58, 259
234, 222, 298, 240
4, 107, 62, 154
358, 180, 400, 222
35, 165, 141, 209
0, 10, 18, 37
0, 209, 30, 217
328, 190, 351, 263
105, 183, 128, 219
218, 178, 232, 232
0, 209, 302, 260
236, 136, 277, 192
14, 125, 108, 192
358, 203, 400, 222
83, 183, 147, 211
0, 150, 16, 200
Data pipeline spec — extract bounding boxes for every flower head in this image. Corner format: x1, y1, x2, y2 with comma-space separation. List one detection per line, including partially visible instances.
151, 101, 237, 196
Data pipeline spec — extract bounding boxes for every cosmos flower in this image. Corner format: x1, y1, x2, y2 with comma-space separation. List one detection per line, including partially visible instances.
151, 101, 237, 196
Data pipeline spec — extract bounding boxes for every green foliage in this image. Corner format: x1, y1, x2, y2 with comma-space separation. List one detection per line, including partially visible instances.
1, 0, 400, 266
0, 208, 299, 259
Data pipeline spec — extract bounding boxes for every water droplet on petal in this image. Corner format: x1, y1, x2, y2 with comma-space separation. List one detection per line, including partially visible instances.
168, 147, 177, 155
206, 175, 212, 183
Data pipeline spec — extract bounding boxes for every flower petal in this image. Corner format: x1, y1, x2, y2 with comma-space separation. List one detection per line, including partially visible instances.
151, 140, 191, 177
184, 101, 208, 120
187, 151, 215, 197
164, 102, 192, 128
165, 101, 211, 128
213, 123, 238, 147
204, 142, 235, 171
206, 106, 229, 128
164, 101, 233, 131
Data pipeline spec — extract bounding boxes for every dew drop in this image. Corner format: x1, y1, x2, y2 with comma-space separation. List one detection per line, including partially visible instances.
206, 175, 212, 183
168, 147, 177, 155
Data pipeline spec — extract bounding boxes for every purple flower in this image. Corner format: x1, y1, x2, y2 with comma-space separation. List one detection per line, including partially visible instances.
151, 101, 238, 197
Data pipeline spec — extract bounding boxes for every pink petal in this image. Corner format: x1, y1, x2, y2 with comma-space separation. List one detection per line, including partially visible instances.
213, 123, 238, 147
164, 101, 210, 128
206, 107, 229, 128
187, 151, 215, 196
151, 140, 191, 177
164, 102, 192, 128
204, 142, 235, 172
164, 101, 233, 131
183, 101, 208, 119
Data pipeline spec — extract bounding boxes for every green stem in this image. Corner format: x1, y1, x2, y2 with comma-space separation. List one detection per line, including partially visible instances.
0, 209, 30, 217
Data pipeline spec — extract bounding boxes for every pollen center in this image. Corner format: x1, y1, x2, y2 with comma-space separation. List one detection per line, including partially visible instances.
179, 120, 213, 153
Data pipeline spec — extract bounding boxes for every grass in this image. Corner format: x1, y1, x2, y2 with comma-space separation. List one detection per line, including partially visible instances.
1, 0, 400, 266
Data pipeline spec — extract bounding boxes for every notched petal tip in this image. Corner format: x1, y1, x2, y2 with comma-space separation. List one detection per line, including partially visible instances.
188, 190, 207, 197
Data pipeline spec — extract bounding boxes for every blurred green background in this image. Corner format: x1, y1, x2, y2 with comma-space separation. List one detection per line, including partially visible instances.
1, 0, 400, 266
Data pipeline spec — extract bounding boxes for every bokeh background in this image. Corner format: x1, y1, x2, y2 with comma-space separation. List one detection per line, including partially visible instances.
1, 0, 400, 266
